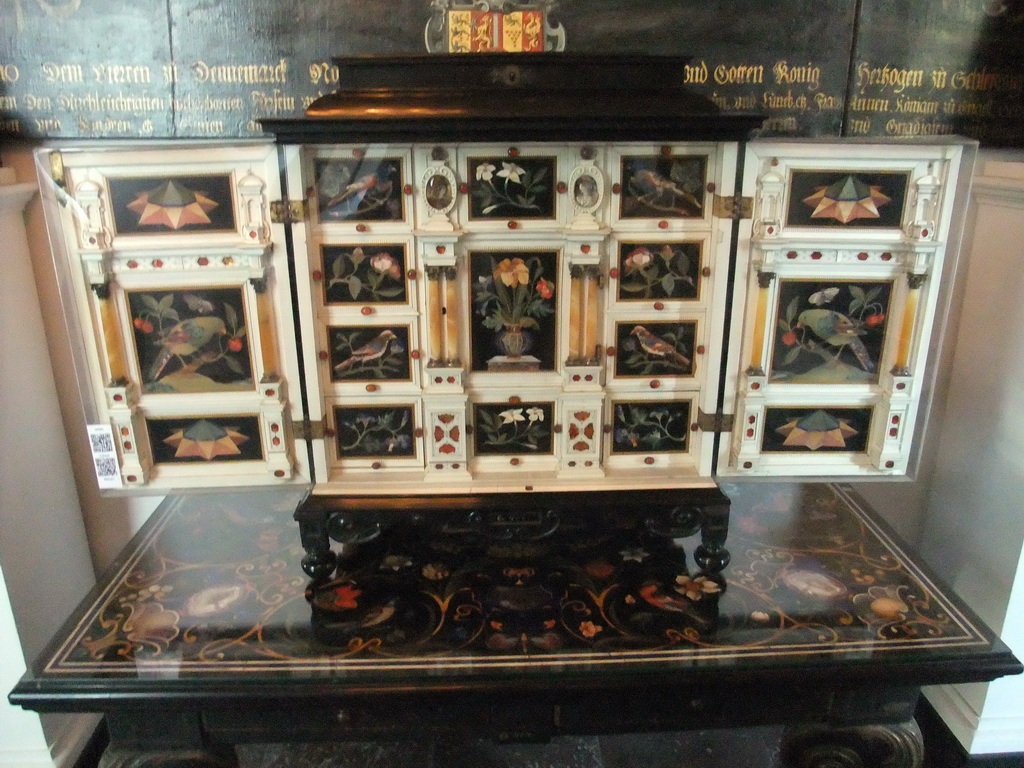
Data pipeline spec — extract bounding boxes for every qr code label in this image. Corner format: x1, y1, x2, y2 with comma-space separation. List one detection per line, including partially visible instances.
94, 455, 118, 478
87, 424, 123, 489
90, 431, 114, 454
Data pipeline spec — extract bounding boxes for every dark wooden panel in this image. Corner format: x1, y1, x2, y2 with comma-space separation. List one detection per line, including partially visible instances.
1, 0, 1021, 146
851, 0, 1024, 146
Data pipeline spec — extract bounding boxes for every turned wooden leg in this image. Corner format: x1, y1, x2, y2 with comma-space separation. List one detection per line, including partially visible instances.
694, 494, 731, 581
781, 719, 925, 768
298, 516, 337, 583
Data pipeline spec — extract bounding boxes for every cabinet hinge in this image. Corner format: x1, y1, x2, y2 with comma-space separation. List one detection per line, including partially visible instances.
48, 151, 67, 190
296, 419, 327, 440
270, 198, 308, 224
697, 409, 734, 433
712, 194, 753, 220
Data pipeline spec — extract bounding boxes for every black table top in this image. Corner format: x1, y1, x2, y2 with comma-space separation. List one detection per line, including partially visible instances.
11, 482, 1021, 711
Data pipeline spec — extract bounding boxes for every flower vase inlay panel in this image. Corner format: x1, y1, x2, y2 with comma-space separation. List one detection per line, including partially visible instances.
470, 250, 558, 372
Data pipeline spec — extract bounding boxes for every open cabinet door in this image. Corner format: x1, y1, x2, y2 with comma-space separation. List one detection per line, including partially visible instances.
41, 143, 309, 489
720, 140, 972, 477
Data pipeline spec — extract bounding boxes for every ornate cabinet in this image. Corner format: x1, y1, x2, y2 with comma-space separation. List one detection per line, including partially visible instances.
39, 56, 969, 504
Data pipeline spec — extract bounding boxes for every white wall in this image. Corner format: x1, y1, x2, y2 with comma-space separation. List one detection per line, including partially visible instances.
914, 156, 1024, 755
0, 167, 102, 768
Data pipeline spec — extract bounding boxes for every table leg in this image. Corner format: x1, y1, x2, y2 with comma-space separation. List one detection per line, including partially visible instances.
780, 719, 924, 768
694, 493, 731, 582
298, 516, 337, 582
100, 710, 238, 768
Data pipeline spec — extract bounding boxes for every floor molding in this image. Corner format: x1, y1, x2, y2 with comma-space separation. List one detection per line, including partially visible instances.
918, 698, 1024, 768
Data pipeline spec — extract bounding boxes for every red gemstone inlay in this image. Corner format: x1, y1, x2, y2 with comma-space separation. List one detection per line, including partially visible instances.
654, 301, 665, 311
658, 220, 669, 229
124, 441, 132, 450
644, 457, 655, 465
507, 221, 518, 229
356, 224, 367, 232
403, 184, 413, 195
650, 380, 660, 389
787, 251, 798, 259
581, 244, 591, 254
811, 251, 822, 260
858, 252, 869, 261
312, 270, 323, 281
361, 306, 373, 315
198, 257, 209, 266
